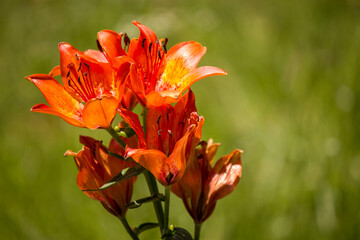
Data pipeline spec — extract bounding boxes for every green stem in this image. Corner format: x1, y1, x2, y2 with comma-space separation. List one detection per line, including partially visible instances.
164, 186, 171, 231
144, 170, 165, 232
106, 127, 126, 149
119, 216, 139, 240
194, 223, 202, 240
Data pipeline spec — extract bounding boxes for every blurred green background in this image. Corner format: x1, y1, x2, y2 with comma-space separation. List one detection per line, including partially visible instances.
1, 0, 359, 239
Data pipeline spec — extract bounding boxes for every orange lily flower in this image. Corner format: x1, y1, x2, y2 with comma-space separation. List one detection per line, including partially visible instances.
118, 90, 204, 186
96, 30, 138, 110
171, 139, 243, 223
97, 21, 227, 107
65, 136, 136, 218
26, 42, 131, 129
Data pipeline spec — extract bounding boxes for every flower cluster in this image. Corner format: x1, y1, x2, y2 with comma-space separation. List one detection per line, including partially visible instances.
27, 21, 243, 240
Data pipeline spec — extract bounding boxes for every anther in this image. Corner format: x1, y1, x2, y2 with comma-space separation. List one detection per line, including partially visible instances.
149, 42, 153, 53
75, 53, 79, 61
77, 76, 81, 84
68, 79, 71, 87
84, 62, 90, 69
166, 112, 169, 122
66, 71, 71, 78
84, 72, 88, 76
157, 130, 163, 136
158, 49, 162, 59
178, 122, 185, 127
167, 130, 172, 136
142, 38, 146, 48
124, 33, 130, 48
157, 115, 161, 125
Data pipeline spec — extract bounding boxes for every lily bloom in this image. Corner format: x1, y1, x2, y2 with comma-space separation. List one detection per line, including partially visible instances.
171, 139, 243, 223
118, 90, 204, 186
97, 21, 227, 107
26, 42, 131, 129
65, 136, 136, 218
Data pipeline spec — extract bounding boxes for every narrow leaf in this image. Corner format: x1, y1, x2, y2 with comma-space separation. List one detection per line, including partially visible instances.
84, 166, 143, 192
126, 193, 165, 209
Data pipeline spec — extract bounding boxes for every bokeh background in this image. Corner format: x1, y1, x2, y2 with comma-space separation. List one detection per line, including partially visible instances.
1, 0, 359, 239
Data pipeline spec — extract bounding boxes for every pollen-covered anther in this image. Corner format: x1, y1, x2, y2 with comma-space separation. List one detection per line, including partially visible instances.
167, 130, 172, 136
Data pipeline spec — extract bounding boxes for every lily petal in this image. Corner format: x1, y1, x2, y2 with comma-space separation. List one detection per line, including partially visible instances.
166, 41, 206, 69
118, 108, 146, 148
31, 104, 84, 128
180, 66, 227, 93
208, 149, 243, 203
58, 42, 83, 100
82, 96, 119, 129
132, 21, 157, 43
144, 90, 181, 107
26, 74, 84, 126
84, 49, 108, 63
49, 65, 61, 77
97, 30, 127, 60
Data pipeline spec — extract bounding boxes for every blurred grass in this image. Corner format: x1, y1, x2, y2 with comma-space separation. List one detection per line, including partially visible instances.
1, 0, 359, 239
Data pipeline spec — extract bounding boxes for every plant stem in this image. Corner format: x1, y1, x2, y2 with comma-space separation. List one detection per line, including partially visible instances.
119, 216, 139, 240
194, 223, 202, 240
164, 186, 171, 231
106, 127, 126, 149
144, 170, 165, 232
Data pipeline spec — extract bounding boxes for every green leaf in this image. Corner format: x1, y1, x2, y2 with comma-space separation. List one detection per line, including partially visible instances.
83, 166, 143, 192
126, 193, 165, 209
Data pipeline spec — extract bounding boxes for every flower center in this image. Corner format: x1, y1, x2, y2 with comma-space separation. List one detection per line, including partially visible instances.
66, 56, 97, 103
140, 38, 167, 94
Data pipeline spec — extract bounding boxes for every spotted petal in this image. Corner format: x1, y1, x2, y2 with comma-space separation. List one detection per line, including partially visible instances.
26, 74, 84, 127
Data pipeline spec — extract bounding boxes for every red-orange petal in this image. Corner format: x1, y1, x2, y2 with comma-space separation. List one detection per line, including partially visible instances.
126, 148, 169, 185
208, 149, 243, 203
179, 66, 227, 93
128, 64, 146, 105
26, 74, 84, 126
58, 42, 81, 88
31, 103, 84, 128
97, 30, 127, 60
144, 90, 181, 107
132, 21, 158, 43
166, 41, 206, 69
118, 108, 146, 148
82, 96, 119, 129
49, 65, 61, 77
83, 49, 108, 63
